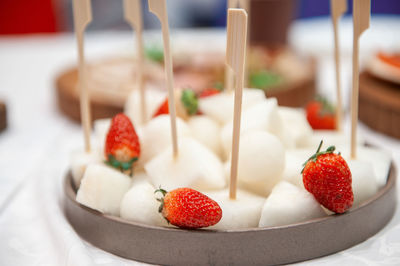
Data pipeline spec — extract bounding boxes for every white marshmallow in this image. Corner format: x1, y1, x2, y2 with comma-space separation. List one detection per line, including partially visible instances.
76, 164, 132, 216
278, 107, 312, 147
205, 189, 265, 230
120, 181, 168, 227
140, 115, 192, 164
221, 98, 287, 158
237, 131, 285, 196
187, 115, 222, 158
145, 138, 226, 191
70, 148, 102, 188
298, 130, 364, 149
259, 181, 326, 227
354, 147, 391, 188
335, 145, 391, 188
124, 88, 166, 126
282, 149, 313, 189
198, 88, 265, 124
348, 160, 379, 207
131, 170, 151, 186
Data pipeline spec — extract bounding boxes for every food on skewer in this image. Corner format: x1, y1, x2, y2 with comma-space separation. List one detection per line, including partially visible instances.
220, 97, 286, 158
144, 138, 226, 191
198, 88, 265, 124
187, 115, 223, 157
139, 115, 191, 164
205, 188, 265, 230
70, 85, 392, 230
234, 131, 285, 196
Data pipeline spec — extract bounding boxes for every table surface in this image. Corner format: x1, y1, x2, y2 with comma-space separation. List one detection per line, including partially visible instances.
0, 16, 400, 266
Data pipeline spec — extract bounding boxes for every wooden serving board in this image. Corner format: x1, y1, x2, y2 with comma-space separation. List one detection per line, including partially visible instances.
359, 71, 400, 139
0, 101, 7, 132
267, 72, 315, 107
64, 165, 396, 265
55, 62, 316, 123
56, 68, 124, 123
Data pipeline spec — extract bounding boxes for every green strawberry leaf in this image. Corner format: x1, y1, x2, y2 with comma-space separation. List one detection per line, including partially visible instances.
315, 95, 336, 116
181, 89, 198, 115
145, 45, 164, 63
249, 70, 282, 90
213, 82, 224, 91
301, 140, 336, 173
106, 155, 138, 172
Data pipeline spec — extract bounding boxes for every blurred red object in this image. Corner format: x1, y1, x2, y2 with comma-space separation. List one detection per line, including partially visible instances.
0, 0, 58, 34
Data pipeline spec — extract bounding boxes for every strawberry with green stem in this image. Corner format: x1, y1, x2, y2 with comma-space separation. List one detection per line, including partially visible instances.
302, 141, 353, 213
105, 113, 140, 175
153, 89, 199, 118
305, 96, 336, 130
155, 187, 222, 229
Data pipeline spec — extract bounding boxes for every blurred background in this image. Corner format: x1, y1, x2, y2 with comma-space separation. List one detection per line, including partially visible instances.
0, 0, 399, 34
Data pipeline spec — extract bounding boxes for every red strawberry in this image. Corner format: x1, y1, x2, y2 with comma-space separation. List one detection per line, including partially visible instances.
153, 97, 169, 117
155, 187, 222, 229
305, 98, 336, 130
302, 141, 353, 213
105, 113, 140, 173
152, 89, 198, 118
198, 88, 221, 98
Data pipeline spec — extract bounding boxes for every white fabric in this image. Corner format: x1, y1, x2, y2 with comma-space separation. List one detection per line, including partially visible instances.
0, 17, 400, 265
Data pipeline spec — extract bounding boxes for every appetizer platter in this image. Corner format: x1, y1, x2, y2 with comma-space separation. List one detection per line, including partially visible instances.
64, 0, 396, 265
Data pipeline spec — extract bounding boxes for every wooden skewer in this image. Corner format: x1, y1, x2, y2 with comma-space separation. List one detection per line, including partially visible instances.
225, 0, 238, 92
330, 0, 347, 131
72, 0, 93, 153
351, 0, 370, 159
124, 0, 146, 124
227, 8, 248, 200
148, 0, 178, 157
239, 0, 250, 88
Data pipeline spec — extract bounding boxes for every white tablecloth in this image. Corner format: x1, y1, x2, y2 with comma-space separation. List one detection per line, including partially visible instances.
0, 16, 400, 265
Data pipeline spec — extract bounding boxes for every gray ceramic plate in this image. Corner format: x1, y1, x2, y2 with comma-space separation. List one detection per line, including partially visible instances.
64, 165, 397, 265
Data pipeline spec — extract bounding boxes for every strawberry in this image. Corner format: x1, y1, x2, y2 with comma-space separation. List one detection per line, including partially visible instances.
305, 97, 336, 130
105, 113, 140, 173
153, 98, 169, 117
302, 141, 353, 213
152, 89, 198, 118
155, 187, 222, 229
198, 88, 221, 98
